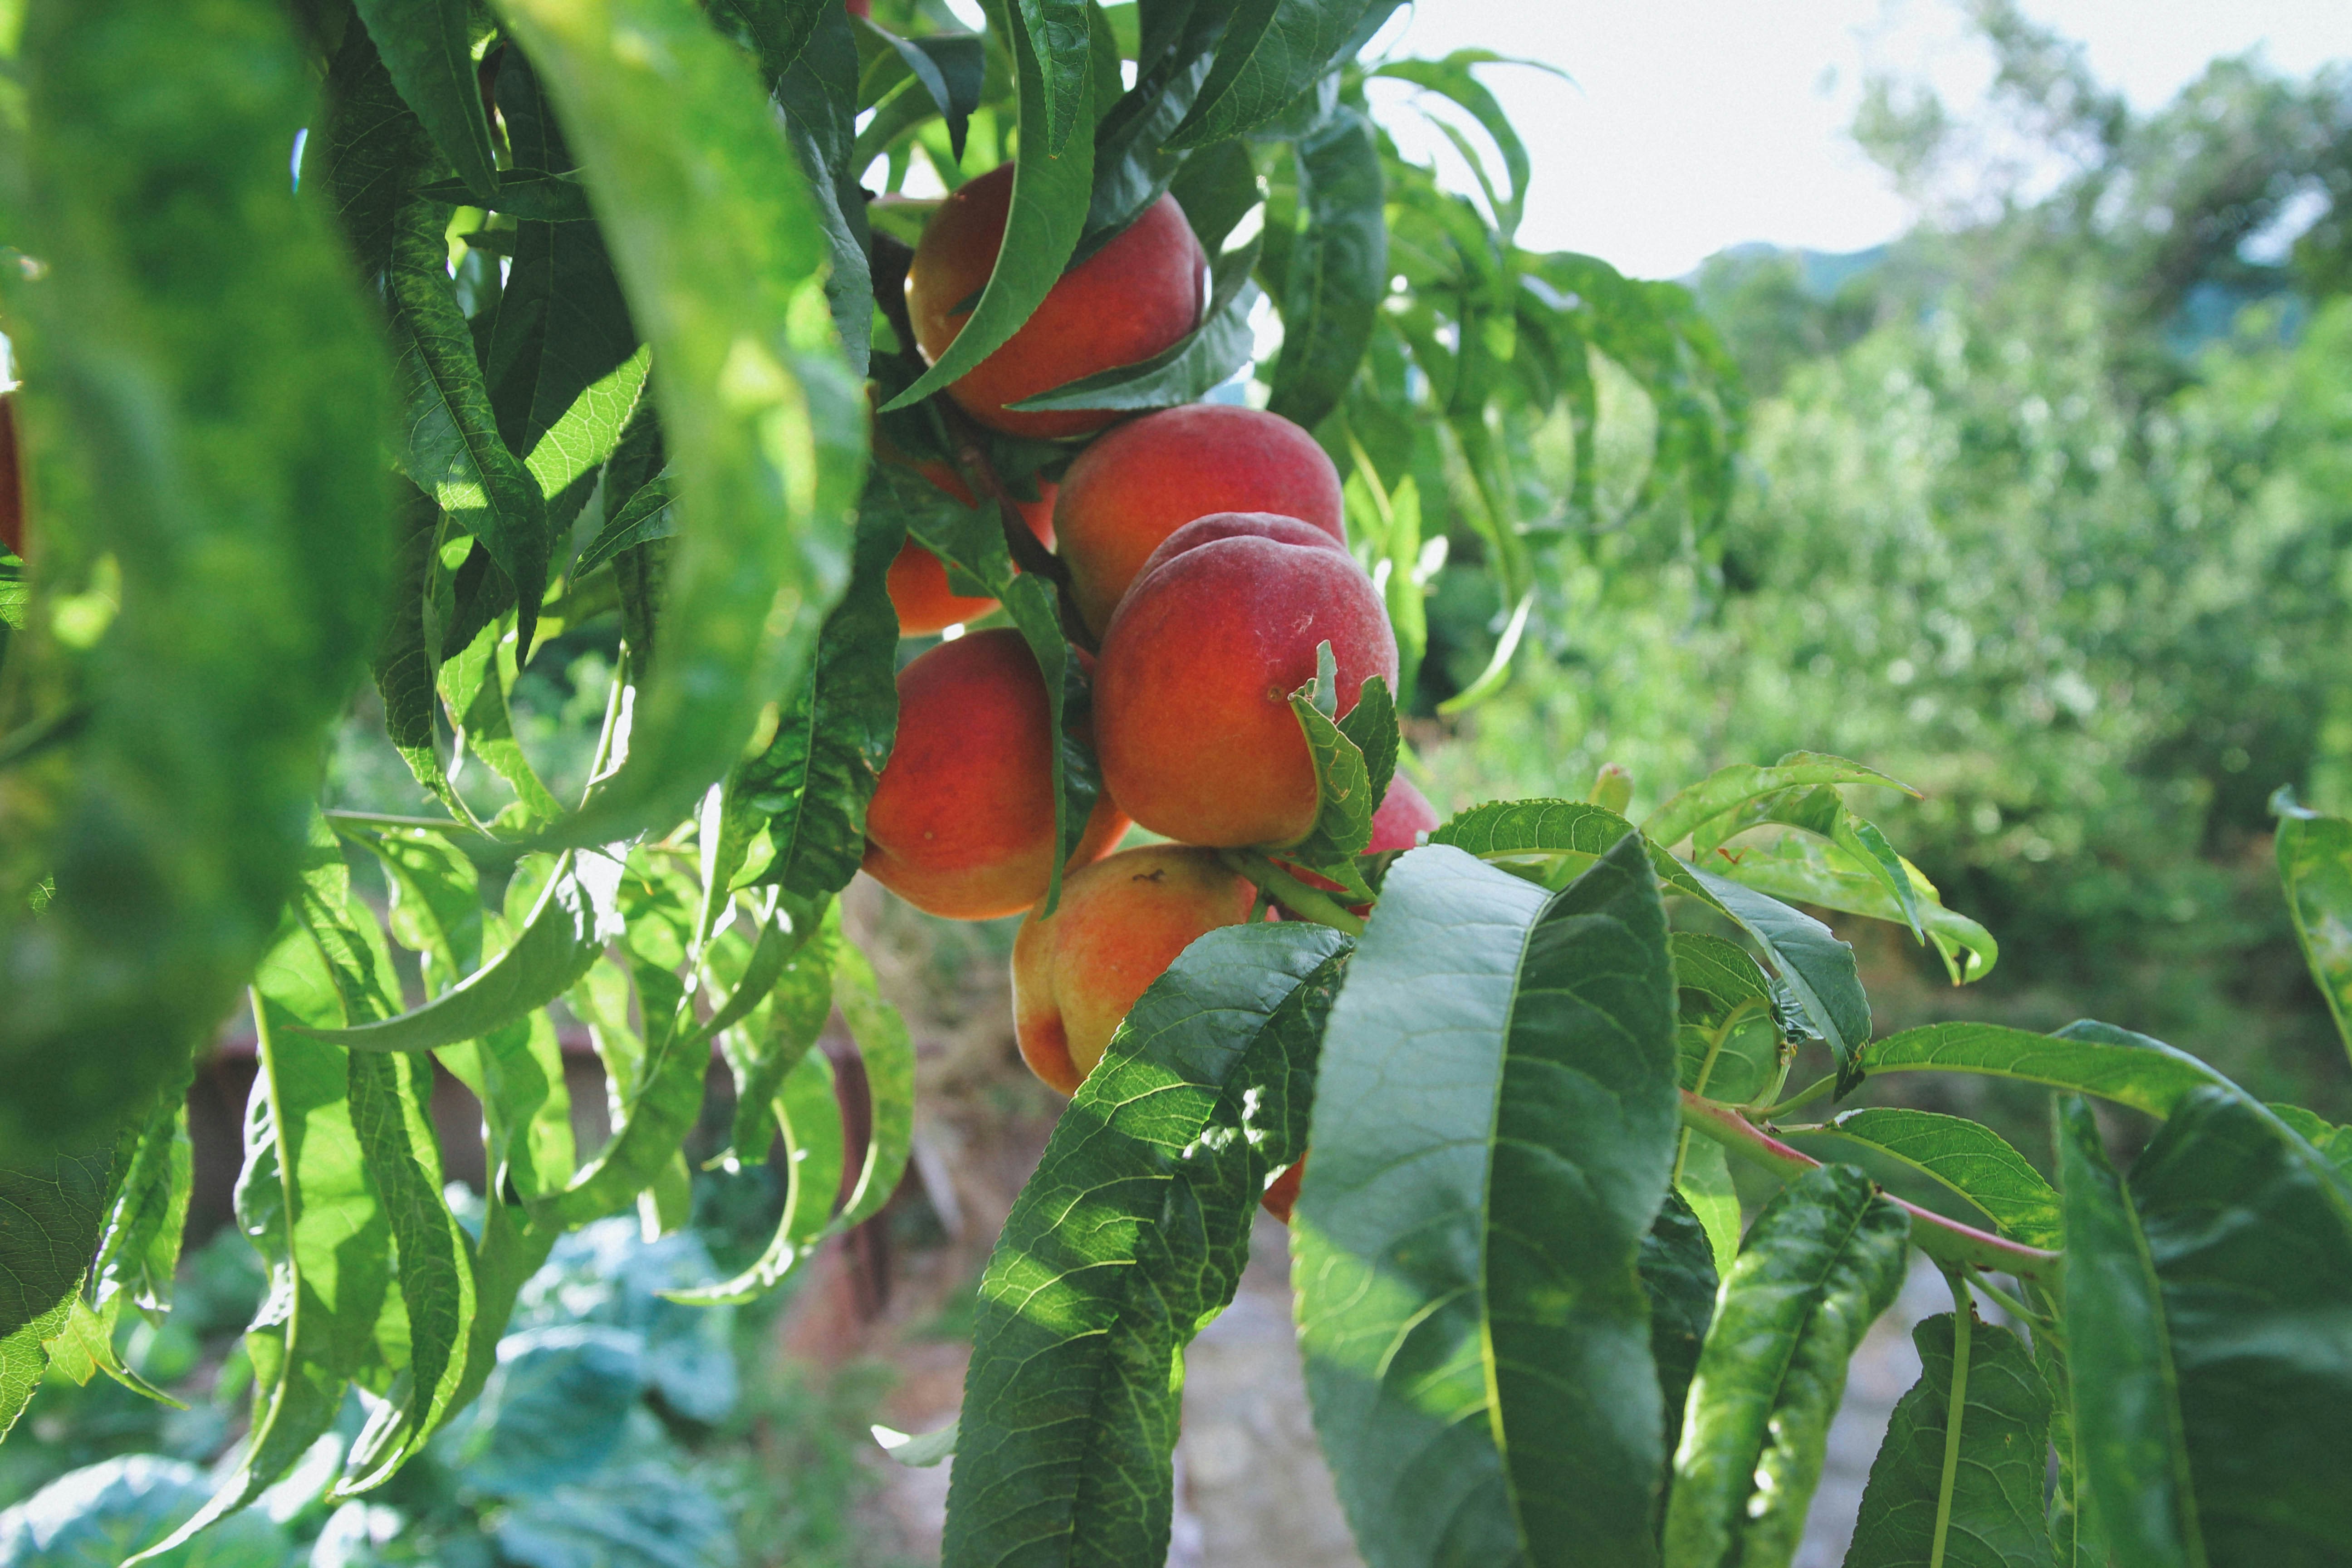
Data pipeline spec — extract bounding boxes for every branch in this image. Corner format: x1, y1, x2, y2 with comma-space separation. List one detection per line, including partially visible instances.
1678, 1089, 2063, 1288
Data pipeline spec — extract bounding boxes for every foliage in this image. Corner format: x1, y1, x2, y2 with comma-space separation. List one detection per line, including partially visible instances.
2, 1, 2349, 1566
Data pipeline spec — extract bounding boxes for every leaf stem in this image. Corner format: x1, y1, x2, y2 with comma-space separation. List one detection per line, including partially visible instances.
1218, 848, 1367, 937
1754, 1072, 1838, 1119
1930, 1266, 1971, 1568
324, 809, 488, 838
1677, 1090, 2063, 1288
1962, 1270, 2048, 1329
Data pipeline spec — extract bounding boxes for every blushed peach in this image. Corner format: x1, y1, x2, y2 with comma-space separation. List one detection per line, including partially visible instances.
1054, 405, 1345, 636
905, 163, 1205, 440
1010, 844, 1256, 1094
1094, 514, 1398, 848
862, 627, 1127, 920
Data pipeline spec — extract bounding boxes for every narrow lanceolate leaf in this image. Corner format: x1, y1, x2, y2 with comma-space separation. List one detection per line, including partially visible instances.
1167, 0, 1371, 149
767, 4, 875, 372
1008, 235, 1263, 411
667, 1044, 843, 1306
285, 851, 624, 1052
718, 910, 838, 1162
0, 1143, 116, 1436
0, 0, 393, 1163
1643, 1190, 1720, 1475
353, 0, 501, 202
1689, 868, 1872, 1092
1278, 658, 1394, 895
1714, 833, 1997, 985
1266, 106, 1386, 431
1673, 931, 1783, 1106
92, 1076, 195, 1321
1841, 1311, 2053, 1568
945, 922, 1350, 1568
1694, 785, 1926, 940
1857, 1022, 2227, 1117
1663, 1164, 1909, 1568
1643, 753, 1917, 852
2126, 1088, 2352, 1562
829, 936, 915, 1233
1428, 798, 1715, 902
496, 0, 865, 849
372, 484, 466, 816
739, 507, 904, 919
2057, 1097, 2205, 1568
1015, 0, 1097, 156
1788, 1108, 2061, 1250
390, 182, 553, 660
439, 615, 566, 823
2274, 796, 2352, 1062
881, 0, 1094, 412
1298, 837, 1679, 1568
571, 467, 675, 577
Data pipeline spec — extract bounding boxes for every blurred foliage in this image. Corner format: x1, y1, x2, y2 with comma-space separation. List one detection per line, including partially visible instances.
1430, 14, 2352, 1118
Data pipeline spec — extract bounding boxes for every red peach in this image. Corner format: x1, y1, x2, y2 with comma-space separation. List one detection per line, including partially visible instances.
905, 163, 1205, 441
1010, 844, 1256, 1094
862, 627, 1127, 920
1260, 1156, 1305, 1223
1055, 405, 1345, 637
1094, 513, 1398, 848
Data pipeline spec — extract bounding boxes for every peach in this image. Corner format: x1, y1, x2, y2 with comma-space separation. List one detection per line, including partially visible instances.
862, 627, 1127, 920
885, 463, 1057, 635
1260, 1156, 1305, 1224
1094, 513, 1399, 848
1011, 844, 1256, 1094
1055, 405, 1345, 636
905, 163, 1205, 441
1275, 774, 1441, 914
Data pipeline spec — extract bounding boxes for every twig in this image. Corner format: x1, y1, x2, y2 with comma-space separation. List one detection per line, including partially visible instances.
1218, 848, 1367, 937
1678, 1090, 2063, 1288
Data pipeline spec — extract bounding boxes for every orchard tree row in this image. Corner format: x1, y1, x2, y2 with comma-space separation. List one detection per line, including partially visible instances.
1, 1, 2349, 1565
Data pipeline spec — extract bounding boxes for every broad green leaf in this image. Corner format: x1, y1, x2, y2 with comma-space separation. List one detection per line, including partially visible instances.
418, 168, 595, 221
1689, 868, 1872, 1093
944, 921, 1348, 1566
738, 506, 904, 918
440, 1008, 575, 1205
1166, 138, 1261, 256
2270, 1103, 2352, 1182
1662, 1163, 1909, 1568
497, 0, 866, 848
0, 1142, 115, 1433
666, 1044, 844, 1306
1643, 1189, 1719, 1478
1673, 931, 1783, 1106
348, 823, 484, 998
0, 0, 393, 1163
1642, 753, 1917, 852
2274, 796, 2352, 1063
1081, 0, 1228, 247
287, 851, 622, 1053
1712, 832, 1998, 985
1266, 106, 1385, 430
2034, 1321, 2106, 1568
1015, 0, 1096, 156
2057, 1097, 2204, 1568
880, 0, 1095, 412
1673, 1134, 1741, 1280
0, 1299, 73, 1443
1841, 1311, 2054, 1568
353, 0, 501, 202
2129, 1088, 2352, 1563
1298, 837, 1679, 1568
1166, 0, 1370, 149
1787, 1108, 2061, 1250
1426, 797, 1715, 902
92, 1080, 194, 1323
1858, 1021, 2227, 1117
1007, 233, 1262, 411
706, 0, 832, 86
829, 936, 915, 1232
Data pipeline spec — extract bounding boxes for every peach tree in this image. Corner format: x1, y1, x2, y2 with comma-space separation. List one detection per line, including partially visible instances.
1, 1, 2349, 1566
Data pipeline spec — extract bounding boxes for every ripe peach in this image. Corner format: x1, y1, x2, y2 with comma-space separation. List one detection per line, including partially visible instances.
1011, 844, 1256, 1095
1055, 405, 1346, 637
862, 628, 1127, 920
1260, 1156, 1305, 1224
1095, 514, 1399, 848
905, 163, 1205, 441
885, 463, 1058, 635
0, 392, 23, 562
1274, 774, 1441, 915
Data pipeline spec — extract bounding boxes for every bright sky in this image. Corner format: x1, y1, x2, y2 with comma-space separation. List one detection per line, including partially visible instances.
1373, 0, 2352, 279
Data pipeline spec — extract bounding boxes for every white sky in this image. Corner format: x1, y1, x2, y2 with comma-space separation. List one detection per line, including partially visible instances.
1375, 0, 2352, 279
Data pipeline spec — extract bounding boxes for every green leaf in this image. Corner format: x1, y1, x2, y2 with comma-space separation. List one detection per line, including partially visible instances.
1673, 931, 1783, 1106
829, 936, 915, 1233
345, 823, 484, 997
1840, 1310, 2054, 1568
665, 1044, 843, 1306
496, 0, 866, 849
353, 0, 502, 202
738, 506, 904, 916
571, 467, 676, 578
880, 0, 1094, 413
371, 485, 467, 818
1426, 797, 1716, 902
2127, 1087, 2352, 1562
0, 1455, 298, 1568
0, 0, 393, 1162
1710, 832, 1998, 985
285, 851, 624, 1053
2057, 1096, 2205, 1568
1277, 651, 1392, 892
1080, 0, 1229, 248
944, 922, 1349, 1566
0, 1142, 116, 1431
706, 0, 832, 85
2274, 795, 2352, 1063
1643, 1189, 1719, 1477
1165, 137, 1261, 256
1166, 0, 1372, 150
0, 1300, 73, 1442
92, 1080, 194, 1323
439, 614, 566, 823
1857, 1021, 2228, 1117
1674, 1135, 1741, 1281
1015, 0, 1097, 156
441, 1008, 576, 1204
1298, 837, 1679, 1568
1642, 753, 1918, 852
768, 5, 877, 373
1006, 231, 1262, 411
1695, 783, 1925, 940
420, 168, 596, 221
1661, 1163, 1909, 1568
1787, 1108, 2061, 1250
718, 905, 838, 1161
1371, 53, 1537, 239
1266, 105, 1385, 431
1689, 867, 1872, 1094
